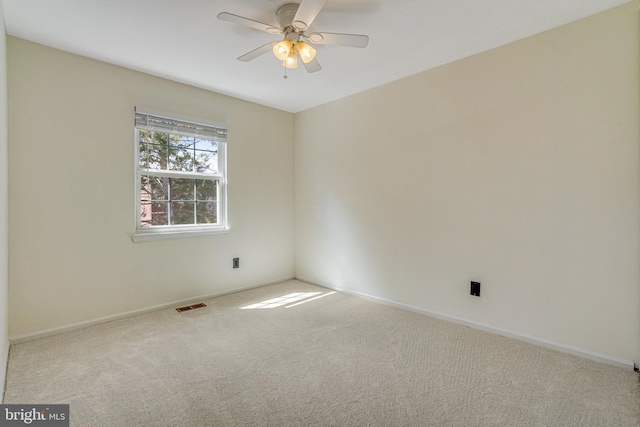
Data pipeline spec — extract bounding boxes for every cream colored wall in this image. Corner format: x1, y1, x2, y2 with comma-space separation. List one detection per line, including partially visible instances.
295, 2, 640, 363
0, 1, 10, 399
7, 37, 295, 337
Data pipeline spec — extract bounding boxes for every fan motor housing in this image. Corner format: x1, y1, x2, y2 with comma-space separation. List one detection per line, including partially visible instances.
277, 3, 299, 29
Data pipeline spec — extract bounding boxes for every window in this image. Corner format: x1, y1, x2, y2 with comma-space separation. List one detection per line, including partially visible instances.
133, 108, 227, 242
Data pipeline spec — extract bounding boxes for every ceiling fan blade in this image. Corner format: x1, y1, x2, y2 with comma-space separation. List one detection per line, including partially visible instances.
307, 32, 369, 48
238, 41, 279, 62
217, 12, 281, 34
302, 57, 322, 73
292, 0, 327, 31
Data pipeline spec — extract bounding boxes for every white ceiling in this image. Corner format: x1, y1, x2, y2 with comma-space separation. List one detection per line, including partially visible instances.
1, 0, 629, 113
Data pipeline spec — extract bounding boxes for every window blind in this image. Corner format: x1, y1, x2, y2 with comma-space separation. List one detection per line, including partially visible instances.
135, 110, 227, 142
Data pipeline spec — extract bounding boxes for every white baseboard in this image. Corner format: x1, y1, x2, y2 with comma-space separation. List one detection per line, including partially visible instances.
297, 276, 636, 371
9, 276, 295, 345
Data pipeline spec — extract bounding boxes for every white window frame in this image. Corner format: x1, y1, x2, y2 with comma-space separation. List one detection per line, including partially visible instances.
132, 108, 228, 243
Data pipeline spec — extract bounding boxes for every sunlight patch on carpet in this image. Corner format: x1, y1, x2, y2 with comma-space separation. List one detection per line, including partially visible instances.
284, 291, 336, 308
239, 291, 336, 309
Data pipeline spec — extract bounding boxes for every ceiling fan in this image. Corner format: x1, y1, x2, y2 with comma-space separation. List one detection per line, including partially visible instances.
217, 0, 369, 77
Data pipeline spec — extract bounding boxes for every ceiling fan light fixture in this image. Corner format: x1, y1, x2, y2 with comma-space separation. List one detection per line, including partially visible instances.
284, 49, 298, 69
297, 41, 316, 63
273, 39, 293, 61
218, 0, 370, 75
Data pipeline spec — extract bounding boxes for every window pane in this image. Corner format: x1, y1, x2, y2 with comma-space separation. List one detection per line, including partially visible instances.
140, 202, 152, 227
139, 131, 170, 170
148, 176, 168, 200
140, 176, 152, 202
138, 130, 152, 169
170, 178, 194, 201
139, 143, 167, 170
171, 202, 195, 225
140, 176, 168, 206
196, 201, 217, 224
152, 202, 169, 226
194, 150, 217, 173
140, 202, 168, 227
149, 131, 169, 146
195, 139, 217, 151
170, 135, 195, 149
139, 130, 168, 147
195, 179, 217, 200
168, 147, 194, 172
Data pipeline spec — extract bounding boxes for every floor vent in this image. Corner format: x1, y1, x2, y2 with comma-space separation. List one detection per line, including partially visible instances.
176, 303, 207, 313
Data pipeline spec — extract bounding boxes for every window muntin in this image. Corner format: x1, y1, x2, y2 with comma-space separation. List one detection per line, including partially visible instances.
134, 110, 227, 240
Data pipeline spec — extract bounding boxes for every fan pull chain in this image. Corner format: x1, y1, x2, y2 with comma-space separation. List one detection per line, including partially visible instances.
283, 65, 288, 79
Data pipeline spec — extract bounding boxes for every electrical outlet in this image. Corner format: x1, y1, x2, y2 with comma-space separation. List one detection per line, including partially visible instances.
233, 258, 239, 269
470, 281, 481, 297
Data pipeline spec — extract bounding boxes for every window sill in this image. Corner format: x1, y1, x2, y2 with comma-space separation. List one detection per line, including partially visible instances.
132, 226, 229, 243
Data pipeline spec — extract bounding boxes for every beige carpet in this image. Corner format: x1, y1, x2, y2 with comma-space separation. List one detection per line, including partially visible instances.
4, 280, 640, 426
